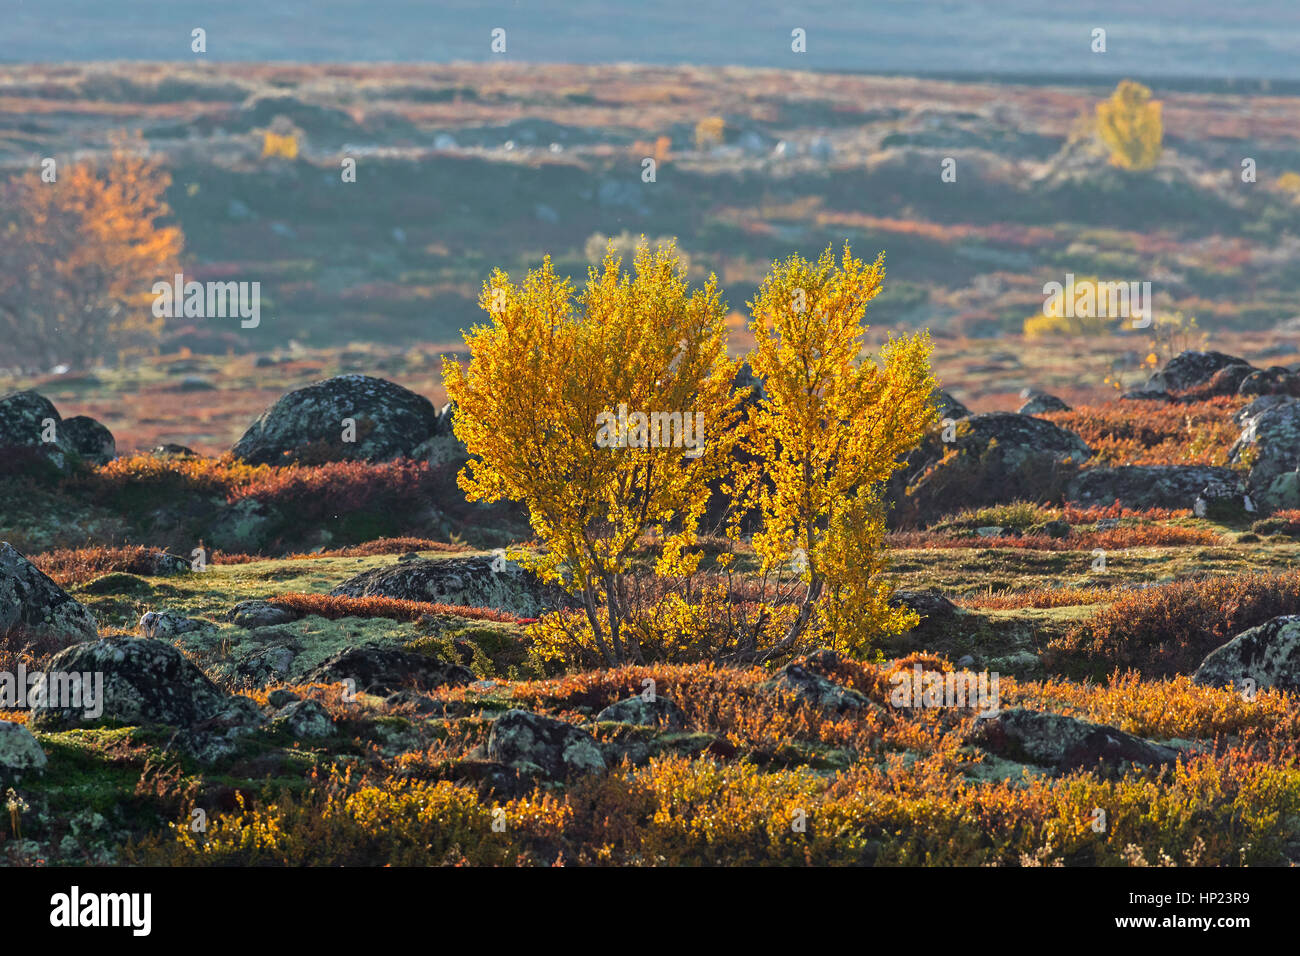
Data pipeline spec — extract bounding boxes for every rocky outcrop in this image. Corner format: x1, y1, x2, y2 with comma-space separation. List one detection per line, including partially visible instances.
932, 388, 970, 420
487, 709, 606, 778
270, 699, 336, 738
1142, 350, 1253, 395
1067, 465, 1248, 513
1238, 366, 1300, 398
232, 374, 439, 465
29, 637, 228, 730
227, 600, 300, 629
137, 610, 210, 640
330, 556, 571, 617
892, 413, 1092, 526
1192, 615, 1300, 694
0, 543, 98, 644
968, 708, 1179, 773
0, 720, 47, 782
60, 415, 115, 465
303, 643, 474, 694
1230, 396, 1300, 511
596, 695, 685, 729
0, 390, 76, 471
761, 649, 871, 712
1017, 393, 1070, 415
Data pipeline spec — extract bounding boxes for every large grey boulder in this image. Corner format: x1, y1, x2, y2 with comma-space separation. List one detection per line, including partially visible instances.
0, 543, 98, 644
891, 412, 1092, 526
231, 374, 439, 465
1067, 465, 1247, 513
29, 637, 227, 730
0, 390, 76, 470
1192, 615, 1300, 694
303, 643, 473, 694
60, 415, 115, 465
0, 720, 47, 782
1141, 350, 1253, 396
969, 708, 1179, 773
487, 709, 606, 778
330, 556, 572, 617
1017, 393, 1070, 415
1230, 396, 1300, 511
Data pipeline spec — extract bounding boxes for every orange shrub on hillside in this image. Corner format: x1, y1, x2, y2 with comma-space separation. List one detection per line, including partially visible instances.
267, 592, 519, 624
1044, 397, 1244, 467
32, 545, 186, 586
1048, 570, 1300, 678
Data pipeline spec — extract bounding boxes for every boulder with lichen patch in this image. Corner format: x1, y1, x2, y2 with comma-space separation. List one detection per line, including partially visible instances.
271, 699, 336, 738
232, 373, 439, 465
968, 708, 1179, 773
761, 649, 871, 712
0, 390, 76, 471
891, 413, 1092, 526
303, 643, 473, 694
227, 600, 300, 629
0, 542, 98, 644
1230, 396, 1300, 511
60, 415, 115, 465
0, 720, 47, 782
1192, 615, 1300, 694
29, 637, 228, 730
1017, 393, 1070, 415
1067, 465, 1247, 513
1142, 350, 1253, 395
596, 695, 684, 729
330, 556, 571, 617
487, 709, 606, 778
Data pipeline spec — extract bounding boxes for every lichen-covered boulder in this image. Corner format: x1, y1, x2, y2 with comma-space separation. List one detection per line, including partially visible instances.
1192, 616, 1300, 694
231, 374, 439, 465
1017, 393, 1070, 415
330, 556, 572, 617
137, 610, 210, 640
271, 699, 335, 738
227, 600, 299, 629
29, 637, 227, 730
761, 649, 871, 712
0, 542, 98, 644
303, 643, 473, 694
1142, 350, 1253, 395
0, 720, 47, 781
0, 390, 76, 470
487, 709, 606, 778
1238, 366, 1300, 398
1067, 465, 1247, 513
60, 415, 115, 465
596, 695, 684, 729
968, 708, 1179, 773
1230, 396, 1300, 511
892, 413, 1092, 526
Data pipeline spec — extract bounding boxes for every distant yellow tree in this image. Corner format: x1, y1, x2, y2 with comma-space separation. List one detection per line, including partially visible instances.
1023, 277, 1128, 338
0, 143, 183, 370
695, 116, 726, 151
262, 130, 300, 160
742, 244, 938, 656
1097, 80, 1163, 171
442, 243, 743, 666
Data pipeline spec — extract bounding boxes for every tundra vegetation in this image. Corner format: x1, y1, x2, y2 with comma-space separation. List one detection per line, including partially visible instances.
2, 64, 1300, 868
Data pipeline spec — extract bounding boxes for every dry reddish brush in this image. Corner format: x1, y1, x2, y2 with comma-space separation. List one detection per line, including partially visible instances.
267, 591, 521, 625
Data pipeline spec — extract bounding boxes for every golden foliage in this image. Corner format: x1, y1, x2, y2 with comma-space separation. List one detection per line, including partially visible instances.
1096, 80, 1163, 171
743, 244, 938, 656
0, 139, 183, 369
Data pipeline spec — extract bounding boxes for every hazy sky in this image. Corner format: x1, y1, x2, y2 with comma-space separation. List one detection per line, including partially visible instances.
5, 0, 1298, 80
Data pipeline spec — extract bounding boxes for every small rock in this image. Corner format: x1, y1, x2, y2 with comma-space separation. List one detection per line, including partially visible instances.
271, 699, 335, 738
0, 720, 47, 781
597, 695, 684, 729
1192, 615, 1300, 694
266, 689, 301, 708
227, 600, 299, 629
